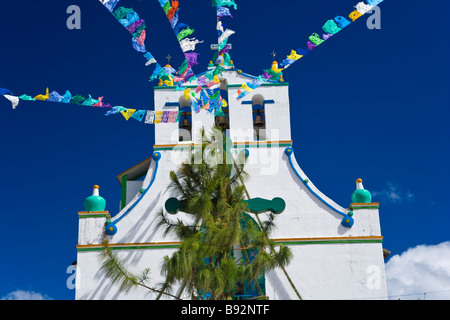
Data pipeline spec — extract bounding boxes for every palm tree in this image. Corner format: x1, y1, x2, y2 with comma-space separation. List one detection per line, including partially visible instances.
99, 127, 294, 300
156, 127, 292, 300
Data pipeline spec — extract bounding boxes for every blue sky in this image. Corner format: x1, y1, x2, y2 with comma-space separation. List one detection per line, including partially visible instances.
0, 0, 449, 300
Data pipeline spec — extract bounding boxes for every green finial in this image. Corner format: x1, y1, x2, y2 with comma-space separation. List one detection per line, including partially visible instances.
351, 179, 372, 204
84, 185, 106, 212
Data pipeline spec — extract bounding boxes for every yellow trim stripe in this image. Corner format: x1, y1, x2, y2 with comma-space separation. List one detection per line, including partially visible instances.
76, 241, 180, 249
274, 236, 383, 242
78, 211, 111, 218
76, 236, 383, 250
153, 140, 293, 149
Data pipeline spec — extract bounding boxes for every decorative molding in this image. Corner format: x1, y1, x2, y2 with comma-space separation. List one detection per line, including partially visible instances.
275, 236, 383, 245
76, 241, 180, 252
76, 236, 383, 252
350, 203, 380, 210
153, 140, 293, 151
78, 211, 111, 219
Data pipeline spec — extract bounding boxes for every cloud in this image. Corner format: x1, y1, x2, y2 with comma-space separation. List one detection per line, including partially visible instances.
386, 242, 450, 300
372, 181, 415, 204
1, 290, 53, 300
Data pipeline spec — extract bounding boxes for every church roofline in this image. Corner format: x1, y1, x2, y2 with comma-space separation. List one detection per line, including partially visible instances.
153, 69, 288, 90
116, 156, 153, 186
284, 147, 352, 226
154, 81, 289, 90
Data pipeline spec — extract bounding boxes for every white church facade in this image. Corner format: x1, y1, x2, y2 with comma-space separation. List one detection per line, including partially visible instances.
75, 62, 388, 300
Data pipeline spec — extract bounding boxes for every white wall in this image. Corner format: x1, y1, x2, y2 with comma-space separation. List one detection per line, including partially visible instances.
126, 181, 143, 205
267, 242, 387, 300
75, 248, 182, 300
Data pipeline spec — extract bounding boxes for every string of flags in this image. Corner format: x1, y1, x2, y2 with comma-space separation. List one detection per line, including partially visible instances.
98, 0, 155, 67
151, 0, 236, 117
214, 0, 236, 52
0, 87, 114, 109
0, 86, 187, 124
2, 0, 384, 124
0, 85, 230, 124
235, 0, 384, 100
155, 0, 202, 86
0, 0, 231, 122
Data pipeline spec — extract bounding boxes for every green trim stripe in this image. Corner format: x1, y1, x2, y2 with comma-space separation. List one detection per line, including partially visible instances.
77, 245, 179, 252
279, 239, 383, 246
234, 142, 292, 148
153, 145, 192, 151
351, 205, 379, 210
153, 142, 293, 151
79, 214, 110, 219
78, 211, 111, 219
77, 238, 382, 252
120, 174, 128, 210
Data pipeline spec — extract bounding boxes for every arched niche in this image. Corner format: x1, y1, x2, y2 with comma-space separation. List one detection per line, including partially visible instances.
215, 78, 230, 130
178, 96, 192, 142
252, 94, 266, 141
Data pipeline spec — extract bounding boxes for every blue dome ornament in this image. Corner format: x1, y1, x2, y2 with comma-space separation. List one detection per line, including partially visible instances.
341, 214, 354, 228
152, 151, 161, 161
105, 221, 117, 236
351, 179, 372, 204
84, 185, 106, 212
284, 147, 293, 156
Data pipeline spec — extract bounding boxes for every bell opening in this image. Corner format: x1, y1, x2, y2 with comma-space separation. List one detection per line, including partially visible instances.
252, 94, 266, 141
179, 108, 192, 142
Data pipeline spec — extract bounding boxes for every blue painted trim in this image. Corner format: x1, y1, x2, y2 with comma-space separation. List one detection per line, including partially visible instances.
113, 152, 161, 225
241, 100, 275, 105
284, 147, 347, 218
165, 102, 180, 107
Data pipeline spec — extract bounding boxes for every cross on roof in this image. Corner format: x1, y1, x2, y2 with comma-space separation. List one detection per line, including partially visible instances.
271, 51, 277, 59
166, 54, 172, 64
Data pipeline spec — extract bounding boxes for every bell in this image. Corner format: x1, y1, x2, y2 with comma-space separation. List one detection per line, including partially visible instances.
254, 110, 265, 128
180, 114, 191, 130
216, 116, 228, 129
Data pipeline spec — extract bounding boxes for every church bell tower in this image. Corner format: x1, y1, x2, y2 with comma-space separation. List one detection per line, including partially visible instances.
75, 45, 388, 300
